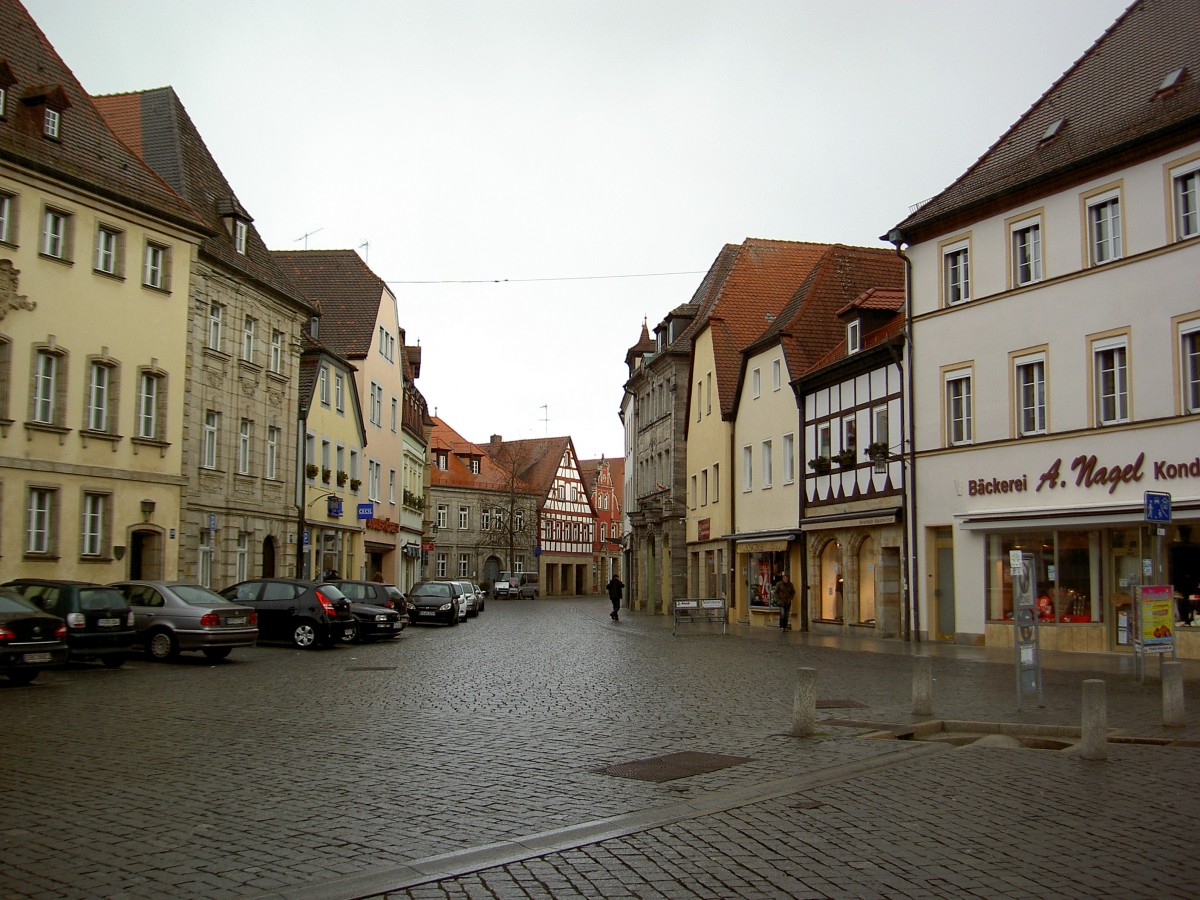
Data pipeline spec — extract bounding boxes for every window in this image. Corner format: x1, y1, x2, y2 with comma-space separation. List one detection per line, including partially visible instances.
318, 367, 330, 407
136, 371, 163, 440
705, 372, 712, 415
81, 493, 109, 558
1014, 354, 1046, 437
389, 469, 396, 504
515, 510, 524, 531
847, 319, 862, 353
1011, 218, 1043, 286
689, 474, 697, 509
772, 358, 782, 391
1182, 323, 1200, 414
32, 349, 63, 426
742, 445, 753, 492
242, 316, 255, 362
238, 420, 253, 475
695, 380, 701, 422
1087, 191, 1122, 265
1172, 162, 1200, 241
369, 382, 382, 426
349, 449, 359, 486
26, 487, 55, 555
269, 330, 283, 373
942, 239, 970, 305
390, 397, 397, 432
198, 530, 212, 587
369, 460, 381, 501
43, 107, 60, 138
783, 432, 795, 484
41, 208, 70, 259
305, 433, 316, 476
945, 368, 974, 445
266, 426, 280, 480
700, 469, 708, 506
208, 304, 223, 351
202, 411, 219, 468
143, 242, 168, 289
0, 85, 5, 119
436, 553, 447, 578
872, 405, 889, 447
761, 440, 773, 488
1093, 337, 1129, 426
712, 463, 719, 503
459, 554, 469, 578
236, 533, 249, 582
458, 506, 468, 530
85, 361, 112, 432
436, 504, 447, 529
0, 192, 13, 244
751, 368, 761, 399
234, 220, 248, 255
817, 422, 832, 460
321, 439, 331, 475
335, 373, 345, 412
481, 509, 491, 530
94, 226, 122, 275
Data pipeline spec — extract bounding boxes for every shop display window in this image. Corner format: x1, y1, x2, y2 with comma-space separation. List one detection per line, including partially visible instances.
987, 529, 1102, 623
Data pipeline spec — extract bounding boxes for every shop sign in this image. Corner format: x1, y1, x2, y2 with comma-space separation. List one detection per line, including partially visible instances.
967, 451, 1200, 500
326, 496, 343, 518
367, 517, 400, 534
357, 503, 374, 520
698, 518, 710, 541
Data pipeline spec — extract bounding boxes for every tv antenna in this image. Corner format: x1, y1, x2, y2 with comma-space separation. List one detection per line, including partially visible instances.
358, 240, 369, 263
539, 404, 549, 435
294, 227, 324, 249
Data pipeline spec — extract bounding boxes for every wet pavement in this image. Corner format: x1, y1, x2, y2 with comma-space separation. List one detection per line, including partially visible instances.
3, 596, 1198, 899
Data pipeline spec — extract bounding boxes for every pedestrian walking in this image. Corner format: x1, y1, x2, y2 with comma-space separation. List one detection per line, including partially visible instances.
776, 573, 795, 630
606, 574, 624, 621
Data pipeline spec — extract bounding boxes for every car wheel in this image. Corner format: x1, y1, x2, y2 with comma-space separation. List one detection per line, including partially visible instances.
343, 622, 359, 643
101, 654, 126, 669
147, 629, 179, 662
7, 669, 38, 685
291, 619, 320, 649
202, 648, 232, 661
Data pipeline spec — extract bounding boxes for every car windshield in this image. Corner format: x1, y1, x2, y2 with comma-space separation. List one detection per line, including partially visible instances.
171, 584, 235, 607
0, 592, 38, 614
410, 583, 450, 598
79, 588, 128, 610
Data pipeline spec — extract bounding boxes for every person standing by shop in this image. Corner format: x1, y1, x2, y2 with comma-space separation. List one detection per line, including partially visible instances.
606, 573, 624, 621
776, 573, 795, 631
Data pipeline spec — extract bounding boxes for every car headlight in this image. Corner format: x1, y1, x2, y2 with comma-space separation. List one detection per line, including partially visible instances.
439, 602, 452, 611
374, 614, 389, 622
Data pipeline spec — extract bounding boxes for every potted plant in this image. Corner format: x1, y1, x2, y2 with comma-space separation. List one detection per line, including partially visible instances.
834, 449, 857, 468
305, 463, 319, 480
350, 478, 361, 492
336, 470, 348, 487
808, 456, 831, 473
865, 441, 890, 461
321, 467, 332, 483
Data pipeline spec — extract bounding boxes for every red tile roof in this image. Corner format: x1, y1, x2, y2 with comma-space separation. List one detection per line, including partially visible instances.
429, 417, 538, 493
894, 0, 1200, 240
272, 250, 391, 358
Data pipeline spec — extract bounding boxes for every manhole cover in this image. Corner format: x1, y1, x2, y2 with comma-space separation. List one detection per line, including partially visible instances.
594, 751, 753, 783
816, 698, 868, 709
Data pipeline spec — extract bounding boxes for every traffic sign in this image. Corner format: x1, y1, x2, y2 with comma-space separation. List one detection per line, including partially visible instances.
1144, 491, 1172, 524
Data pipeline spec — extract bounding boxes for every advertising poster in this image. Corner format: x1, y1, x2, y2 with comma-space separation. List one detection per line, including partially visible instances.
1139, 585, 1174, 648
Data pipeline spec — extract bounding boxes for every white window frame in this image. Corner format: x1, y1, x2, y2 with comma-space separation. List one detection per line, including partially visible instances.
86, 361, 111, 432
41, 208, 69, 259
1172, 160, 1200, 242
269, 330, 283, 373
236, 533, 249, 582
872, 405, 889, 447
389, 469, 396, 505
95, 225, 122, 275
817, 422, 832, 460
238, 419, 253, 475
369, 460, 382, 502
436, 504, 448, 529
43, 107, 60, 138
1014, 352, 1047, 437
1181, 321, 1200, 415
234, 219, 248, 255
459, 554, 469, 578
436, 553, 447, 578
1092, 335, 1129, 426
945, 368, 974, 446
81, 492, 107, 558
335, 373, 345, 411
32, 349, 58, 424
1086, 190, 1122, 265
26, 487, 55, 555
137, 371, 161, 440
242, 316, 255, 362
369, 382, 382, 426
711, 463, 719, 503
1010, 215, 1043, 286
772, 358, 782, 391
941, 238, 970, 306
266, 425, 279, 480
751, 368, 761, 399
318, 367, 330, 407
782, 432, 795, 484
390, 397, 397, 432
742, 445, 753, 492
0, 192, 12, 244
847, 319, 861, 354
761, 440, 773, 489
208, 304, 223, 351
143, 241, 168, 289
202, 411, 219, 469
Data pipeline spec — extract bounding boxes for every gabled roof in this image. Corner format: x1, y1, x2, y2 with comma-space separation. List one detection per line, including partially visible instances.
692, 239, 832, 419
429, 417, 537, 493
802, 287, 906, 379
488, 435, 575, 500
0, 0, 207, 235
272, 250, 392, 359
893, 0, 1200, 240
624, 319, 656, 367
578, 456, 625, 511
93, 87, 314, 314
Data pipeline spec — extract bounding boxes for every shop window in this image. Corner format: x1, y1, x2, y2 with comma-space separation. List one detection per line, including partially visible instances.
819, 540, 843, 621
985, 530, 1102, 623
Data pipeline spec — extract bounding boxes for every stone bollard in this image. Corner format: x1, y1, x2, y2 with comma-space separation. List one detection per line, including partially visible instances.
1163, 661, 1186, 728
1079, 679, 1107, 761
912, 657, 933, 717
792, 667, 818, 736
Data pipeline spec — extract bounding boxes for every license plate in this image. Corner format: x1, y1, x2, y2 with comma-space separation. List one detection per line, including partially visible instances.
419, 610, 435, 617
344, 629, 355, 639
382, 622, 395, 628
98, 618, 120, 627
226, 617, 247, 626
23, 652, 52, 663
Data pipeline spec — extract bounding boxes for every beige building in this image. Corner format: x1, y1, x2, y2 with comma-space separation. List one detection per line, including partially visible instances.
0, 6, 208, 580
95, 88, 318, 588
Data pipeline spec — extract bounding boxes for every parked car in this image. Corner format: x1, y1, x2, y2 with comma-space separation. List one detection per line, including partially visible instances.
3, 579, 135, 667
492, 572, 516, 600
405, 581, 463, 626
0, 588, 68, 685
453, 580, 480, 618
344, 602, 404, 643
109, 581, 258, 662
326, 580, 409, 621
516, 572, 540, 599
218, 579, 354, 649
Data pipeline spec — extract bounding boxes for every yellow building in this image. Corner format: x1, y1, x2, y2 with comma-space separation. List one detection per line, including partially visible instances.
0, 6, 208, 580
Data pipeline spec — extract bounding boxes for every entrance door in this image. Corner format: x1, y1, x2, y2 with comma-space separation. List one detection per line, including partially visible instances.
129, 529, 163, 581
262, 536, 276, 577
934, 528, 956, 640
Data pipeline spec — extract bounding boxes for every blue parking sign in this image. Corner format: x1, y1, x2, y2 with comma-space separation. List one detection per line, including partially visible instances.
1144, 491, 1171, 524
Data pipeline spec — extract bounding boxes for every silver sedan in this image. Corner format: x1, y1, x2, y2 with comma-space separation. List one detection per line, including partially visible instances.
110, 581, 258, 662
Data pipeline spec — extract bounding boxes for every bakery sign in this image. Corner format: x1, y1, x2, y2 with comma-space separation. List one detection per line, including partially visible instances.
967, 451, 1200, 498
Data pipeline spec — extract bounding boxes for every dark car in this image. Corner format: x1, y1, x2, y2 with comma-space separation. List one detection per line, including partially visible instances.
109, 581, 258, 662
327, 580, 409, 621
219, 578, 354, 649
344, 602, 405, 643
405, 580, 463, 626
0, 588, 69, 685
3, 579, 135, 668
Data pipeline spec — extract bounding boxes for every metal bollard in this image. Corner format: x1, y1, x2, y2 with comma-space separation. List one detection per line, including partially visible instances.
792, 667, 818, 736
1079, 678, 1107, 761
1163, 661, 1185, 728
912, 656, 932, 717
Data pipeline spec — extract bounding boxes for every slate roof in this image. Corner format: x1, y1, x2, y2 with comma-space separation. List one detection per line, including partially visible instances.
430, 417, 537, 494
93, 88, 314, 313
893, 0, 1200, 240
0, 0, 207, 234
272, 250, 390, 359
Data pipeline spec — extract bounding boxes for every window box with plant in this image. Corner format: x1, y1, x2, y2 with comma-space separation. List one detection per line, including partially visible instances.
321, 467, 332, 483
808, 456, 831, 473
305, 463, 319, 480
336, 470, 348, 487
350, 478, 361, 492
865, 441, 890, 461
833, 449, 857, 468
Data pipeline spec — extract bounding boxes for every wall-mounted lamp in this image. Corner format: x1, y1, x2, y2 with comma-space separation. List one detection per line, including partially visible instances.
141, 499, 156, 522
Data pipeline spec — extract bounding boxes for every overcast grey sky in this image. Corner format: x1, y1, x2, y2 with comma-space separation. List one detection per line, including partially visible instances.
26, 0, 1132, 460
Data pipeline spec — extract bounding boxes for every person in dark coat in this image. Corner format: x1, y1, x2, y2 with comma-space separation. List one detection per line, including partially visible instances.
776, 573, 796, 630
606, 574, 624, 621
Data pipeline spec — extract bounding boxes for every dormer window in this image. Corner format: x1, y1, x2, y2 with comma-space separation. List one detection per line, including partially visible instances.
43, 107, 60, 139
0, 60, 16, 120
1155, 66, 1187, 99
234, 220, 248, 255
309, 316, 319, 339
21, 83, 70, 142
847, 319, 862, 354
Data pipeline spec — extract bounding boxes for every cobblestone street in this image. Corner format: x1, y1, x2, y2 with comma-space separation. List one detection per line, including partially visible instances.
4, 596, 1199, 899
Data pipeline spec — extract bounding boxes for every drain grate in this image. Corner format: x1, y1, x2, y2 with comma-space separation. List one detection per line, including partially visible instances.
816, 698, 868, 709
594, 751, 753, 783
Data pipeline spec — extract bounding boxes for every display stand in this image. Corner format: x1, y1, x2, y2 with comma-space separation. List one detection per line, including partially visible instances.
1133, 584, 1177, 683
1011, 550, 1043, 710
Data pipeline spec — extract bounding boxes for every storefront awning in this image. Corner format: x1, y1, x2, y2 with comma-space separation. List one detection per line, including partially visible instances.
799, 509, 900, 532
